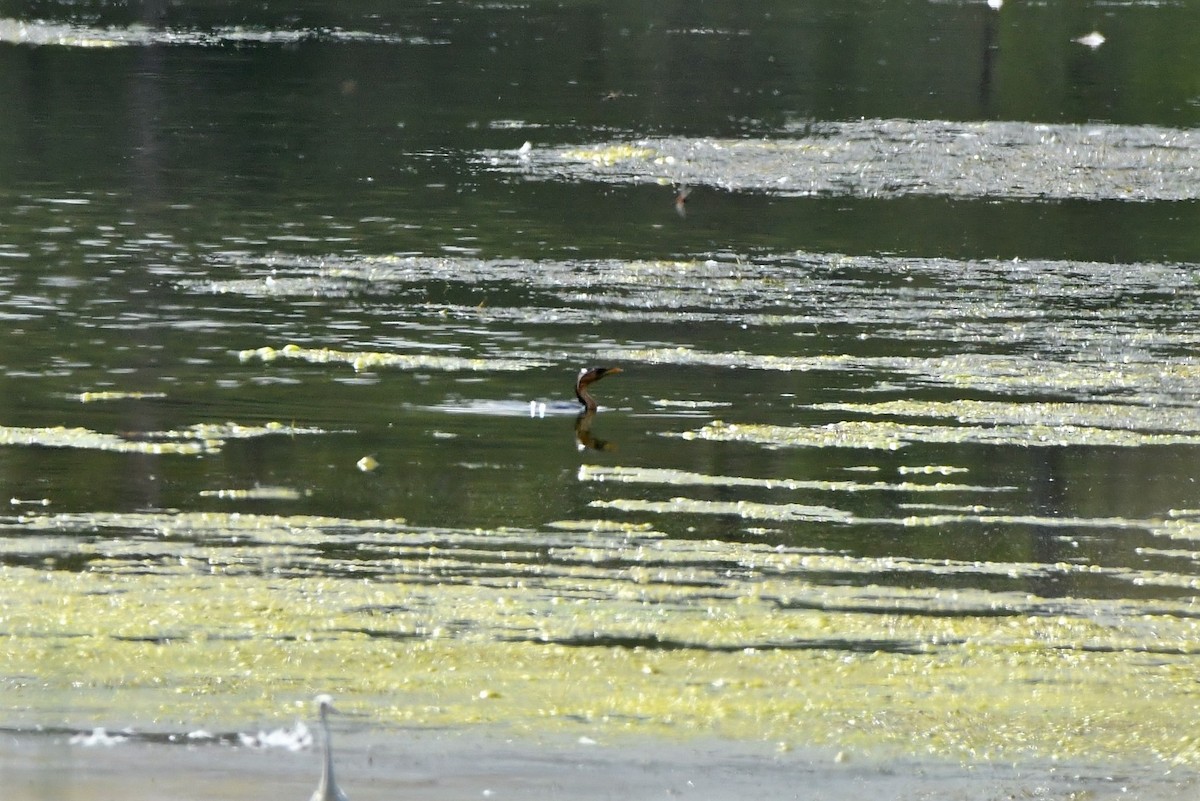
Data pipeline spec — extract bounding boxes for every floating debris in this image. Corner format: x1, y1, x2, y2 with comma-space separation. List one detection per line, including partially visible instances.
9, 497, 51, 506
1074, 31, 1106, 49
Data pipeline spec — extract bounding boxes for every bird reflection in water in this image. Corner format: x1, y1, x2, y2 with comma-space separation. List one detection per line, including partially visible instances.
573, 366, 621, 451
575, 410, 616, 451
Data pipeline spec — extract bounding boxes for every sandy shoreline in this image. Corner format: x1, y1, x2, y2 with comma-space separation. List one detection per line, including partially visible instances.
2, 727, 1194, 801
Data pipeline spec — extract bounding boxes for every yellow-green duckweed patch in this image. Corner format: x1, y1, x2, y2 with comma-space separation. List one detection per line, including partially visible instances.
0, 421, 327, 455
545, 518, 662, 534
813, 400, 1200, 435
483, 122, 1200, 201
0, 424, 213, 454
578, 464, 1012, 494
198, 487, 309, 501
3, 509, 1200, 766
560, 144, 658, 165
193, 252, 1200, 412
675, 419, 1200, 450
590, 497, 857, 523
651, 399, 732, 409
9, 511, 407, 540
73, 391, 168, 403
616, 347, 1200, 406
147, 420, 328, 442
238, 343, 545, 373
896, 465, 970, 475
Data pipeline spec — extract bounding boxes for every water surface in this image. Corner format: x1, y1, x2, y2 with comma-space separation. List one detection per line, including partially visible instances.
2, 0, 1200, 796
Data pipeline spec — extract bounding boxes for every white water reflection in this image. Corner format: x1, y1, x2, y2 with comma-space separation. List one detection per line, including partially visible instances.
0, 17, 445, 48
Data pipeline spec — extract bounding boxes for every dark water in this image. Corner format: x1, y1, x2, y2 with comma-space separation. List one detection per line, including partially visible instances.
3, 0, 1200, 790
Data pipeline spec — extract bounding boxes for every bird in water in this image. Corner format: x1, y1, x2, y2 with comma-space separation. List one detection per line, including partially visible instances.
575, 366, 622, 413
574, 366, 622, 451
310, 694, 349, 801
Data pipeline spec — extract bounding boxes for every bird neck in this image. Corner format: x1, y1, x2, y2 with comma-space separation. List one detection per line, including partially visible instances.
575, 386, 597, 412
320, 708, 337, 792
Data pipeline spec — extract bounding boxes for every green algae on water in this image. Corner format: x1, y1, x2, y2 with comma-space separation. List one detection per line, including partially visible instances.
238, 343, 546, 373
0, 424, 212, 455
198, 486, 309, 501
0, 420, 328, 456
896, 465, 969, 476
578, 464, 1012, 494
6, 510, 408, 540
560, 144, 658, 165
482, 122, 1200, 202
3, 509, 1200, 766
196, 252, 1200, 410
813, 399, 1200, 435
674, 419, 1200, 450
545, 517, 663, 535
590, 497, 857, 523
